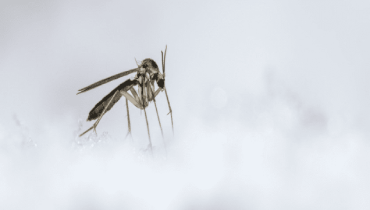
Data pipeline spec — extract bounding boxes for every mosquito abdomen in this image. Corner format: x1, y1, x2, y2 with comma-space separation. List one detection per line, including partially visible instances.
87, 79, 137, 121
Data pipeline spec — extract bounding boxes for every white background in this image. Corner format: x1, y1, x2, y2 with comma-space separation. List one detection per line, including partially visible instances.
1, 0, 370, 209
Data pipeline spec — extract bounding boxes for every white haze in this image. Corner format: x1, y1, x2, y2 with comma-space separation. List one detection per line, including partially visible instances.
1, 0, 370, 209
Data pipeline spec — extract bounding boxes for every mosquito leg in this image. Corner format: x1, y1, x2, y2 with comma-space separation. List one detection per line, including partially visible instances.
143, 106, 152, 154
120, 88, 145, 139
138, 77, 152, 154
93, 90, 119, 133
148, 83, 167, 154
164, 88, 174, 133
149, 88, 162, 101
143, 81, 149, 107
125, 98, 132, 139
143, 84, 147, 107
147, 82, 153, 103
161, 46, 173, 135
79, 126, 93, 137
138, 85, 143, 106
148, 83, 164, 138
130, 87, 140, 103
120, 90, 143, 109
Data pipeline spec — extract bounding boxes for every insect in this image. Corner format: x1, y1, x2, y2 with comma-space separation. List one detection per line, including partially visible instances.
77, 46, 173, 151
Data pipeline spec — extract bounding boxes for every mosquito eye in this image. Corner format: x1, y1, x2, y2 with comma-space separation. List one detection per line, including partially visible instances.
157, 79, 165, 88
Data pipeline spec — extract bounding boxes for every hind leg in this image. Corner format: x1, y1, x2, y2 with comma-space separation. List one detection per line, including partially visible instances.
80, 90, 119, 137
125, 98, 132, 139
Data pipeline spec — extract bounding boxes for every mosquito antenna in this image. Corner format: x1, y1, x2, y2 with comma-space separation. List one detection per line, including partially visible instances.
161, 51, 164, 74
163, 45, 167, 76
161, 45, 174, 135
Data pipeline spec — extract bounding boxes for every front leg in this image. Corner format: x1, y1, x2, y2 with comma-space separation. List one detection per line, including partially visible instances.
130, 87, 140, 103
149, 84, 162, 102
120, 89, 143, 109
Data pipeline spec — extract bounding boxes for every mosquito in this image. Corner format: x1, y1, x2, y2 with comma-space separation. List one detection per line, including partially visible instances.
77, 46, 173, 151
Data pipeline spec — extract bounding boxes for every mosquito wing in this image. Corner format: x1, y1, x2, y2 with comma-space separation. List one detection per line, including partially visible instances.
77, 68, 139, 95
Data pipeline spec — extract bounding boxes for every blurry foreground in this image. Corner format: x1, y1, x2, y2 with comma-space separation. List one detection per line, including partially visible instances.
1, 84, 369, 210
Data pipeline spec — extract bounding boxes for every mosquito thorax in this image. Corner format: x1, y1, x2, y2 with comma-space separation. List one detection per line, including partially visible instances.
141, 58, 158, 69
137, 76, 143, 85
139, 58, 162, 86
141, 58, 159, 73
